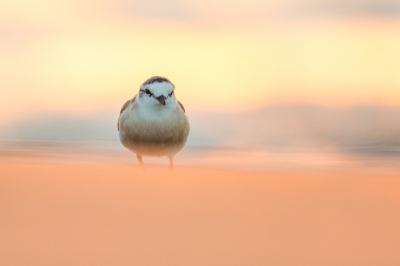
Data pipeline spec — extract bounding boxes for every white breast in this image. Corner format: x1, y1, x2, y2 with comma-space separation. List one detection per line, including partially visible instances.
118, 103, 190, 156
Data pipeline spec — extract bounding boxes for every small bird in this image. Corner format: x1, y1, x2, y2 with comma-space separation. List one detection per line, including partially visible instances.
118, 76, 190, 169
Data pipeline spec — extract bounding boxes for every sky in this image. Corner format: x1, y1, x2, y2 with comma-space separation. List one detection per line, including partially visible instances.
1, 0, 400, 125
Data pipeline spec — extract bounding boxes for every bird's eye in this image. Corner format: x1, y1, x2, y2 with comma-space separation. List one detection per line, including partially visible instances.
169, 91, 174, 97
145, 89, 152, 95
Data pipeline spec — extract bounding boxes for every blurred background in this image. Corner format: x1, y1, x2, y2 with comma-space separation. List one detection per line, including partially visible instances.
1, 0, 400, 165
2, 2, 400, 266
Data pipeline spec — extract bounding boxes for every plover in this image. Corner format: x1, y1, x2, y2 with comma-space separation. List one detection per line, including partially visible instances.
118, 76, 190, 169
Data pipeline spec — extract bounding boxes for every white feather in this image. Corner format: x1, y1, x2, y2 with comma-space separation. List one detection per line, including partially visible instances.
137, 81, 177, 120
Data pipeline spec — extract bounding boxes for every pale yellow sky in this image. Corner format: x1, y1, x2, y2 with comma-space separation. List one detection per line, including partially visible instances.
1, 0, 400, 123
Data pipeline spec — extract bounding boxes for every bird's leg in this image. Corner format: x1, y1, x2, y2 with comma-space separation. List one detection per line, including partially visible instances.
168, 156, 174, 171
136, 154, 144, 169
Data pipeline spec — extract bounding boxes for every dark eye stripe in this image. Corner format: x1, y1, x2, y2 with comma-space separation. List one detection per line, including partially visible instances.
139, 89, 174, 98
140, 89, 153, 96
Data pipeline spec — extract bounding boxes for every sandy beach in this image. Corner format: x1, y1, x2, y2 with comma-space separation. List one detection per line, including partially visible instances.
1, 155, 399, 266
2, 0, 400, 264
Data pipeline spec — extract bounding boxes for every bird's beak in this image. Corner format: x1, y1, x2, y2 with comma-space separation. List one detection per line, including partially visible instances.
156, 95, 166, 105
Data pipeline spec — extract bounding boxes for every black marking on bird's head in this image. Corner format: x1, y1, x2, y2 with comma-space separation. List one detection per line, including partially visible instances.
142, 76, 173, 86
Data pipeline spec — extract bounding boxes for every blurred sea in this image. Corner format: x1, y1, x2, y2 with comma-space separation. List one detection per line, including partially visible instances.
1, 104, 399, 172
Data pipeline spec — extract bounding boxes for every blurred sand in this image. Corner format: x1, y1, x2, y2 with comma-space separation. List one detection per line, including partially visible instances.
1, 157, 400, 266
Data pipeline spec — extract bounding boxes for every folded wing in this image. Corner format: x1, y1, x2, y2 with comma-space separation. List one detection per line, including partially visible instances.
118, 96, 136, 131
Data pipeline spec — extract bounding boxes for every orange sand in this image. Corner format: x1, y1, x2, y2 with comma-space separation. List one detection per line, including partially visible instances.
1, 158, 400, 266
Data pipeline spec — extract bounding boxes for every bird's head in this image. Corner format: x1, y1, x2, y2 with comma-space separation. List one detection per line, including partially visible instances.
138, 76, 176, 107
